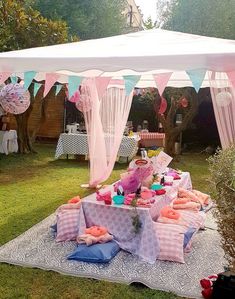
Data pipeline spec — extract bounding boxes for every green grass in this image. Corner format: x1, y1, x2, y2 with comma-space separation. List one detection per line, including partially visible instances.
0, 144, 210, 299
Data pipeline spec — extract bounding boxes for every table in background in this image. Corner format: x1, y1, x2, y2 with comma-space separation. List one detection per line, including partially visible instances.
55, 133, 139, 161
0, 130, 18, 155
78, 172, 192, 264
139, 132, 165, 148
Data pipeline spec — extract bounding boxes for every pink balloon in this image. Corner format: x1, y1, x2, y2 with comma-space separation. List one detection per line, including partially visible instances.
68, 90, 80, 103
0, 83, 30, 114
158, 97, 167, 114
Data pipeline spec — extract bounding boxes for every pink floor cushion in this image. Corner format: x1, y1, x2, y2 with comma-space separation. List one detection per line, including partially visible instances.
154, 222, 187, 263
179, 210, 206, 230
56, 209, 80, 242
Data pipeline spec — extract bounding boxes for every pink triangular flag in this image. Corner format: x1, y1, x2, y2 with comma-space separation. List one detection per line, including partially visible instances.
95, 77, 111, 98
153, 72, 173, 96
43, 73, 60, 97
226, 71, 235, 88
0, 71, 11, 84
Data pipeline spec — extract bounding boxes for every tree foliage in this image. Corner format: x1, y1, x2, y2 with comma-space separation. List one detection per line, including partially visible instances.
30, 0, 127, 40
162, 0, 235, 39
0, 0, 73, 153
208, 146, 235, 269
143, 17, 156, 30
0, 0, 72, 52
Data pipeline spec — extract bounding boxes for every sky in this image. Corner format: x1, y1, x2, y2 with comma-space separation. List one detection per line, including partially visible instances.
135, 0, 157, 22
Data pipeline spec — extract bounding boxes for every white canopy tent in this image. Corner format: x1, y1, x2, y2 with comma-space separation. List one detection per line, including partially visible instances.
1, 29, 235, 87
0, 29, 234, 185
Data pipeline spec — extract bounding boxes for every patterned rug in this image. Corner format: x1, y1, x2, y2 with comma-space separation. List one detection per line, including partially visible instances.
0, 211, 227, 299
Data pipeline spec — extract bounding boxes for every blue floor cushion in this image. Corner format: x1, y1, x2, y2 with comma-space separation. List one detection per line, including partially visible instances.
183, 227, 196, 248
50, 223, 57, 232
67, 240, 120, 263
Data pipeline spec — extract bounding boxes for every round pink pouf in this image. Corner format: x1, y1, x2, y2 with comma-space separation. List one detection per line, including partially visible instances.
0, 83, 30, 114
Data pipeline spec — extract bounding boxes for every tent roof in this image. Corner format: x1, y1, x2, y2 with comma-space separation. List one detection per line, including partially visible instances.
1, 29, 235, 87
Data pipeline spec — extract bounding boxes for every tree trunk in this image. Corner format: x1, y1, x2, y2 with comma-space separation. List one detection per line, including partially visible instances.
15, 103, 35, 153
159, 87, 199, 156
14, 83, 37, 154
164, 130, 179, 156
14, 81, 55, 154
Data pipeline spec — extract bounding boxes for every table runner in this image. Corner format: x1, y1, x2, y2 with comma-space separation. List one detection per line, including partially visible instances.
78, 172, 192, 264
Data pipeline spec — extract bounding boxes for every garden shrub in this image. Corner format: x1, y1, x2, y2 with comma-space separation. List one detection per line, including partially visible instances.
208, 145, 235, 270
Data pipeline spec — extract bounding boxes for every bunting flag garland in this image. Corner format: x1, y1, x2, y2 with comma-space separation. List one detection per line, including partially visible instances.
68, 75, 83, 98
153, 72, 172, 96
33, 82, 42, 97
226, 70, 235, 88
24, 71, 37, 91
123, 75, 141, 96
186, 69, 206, 92
10, 75, 17, 84
55, 84, 63, 96
95, 77, 111, 98
43, 73, 60, 98
0, 72, 11, 84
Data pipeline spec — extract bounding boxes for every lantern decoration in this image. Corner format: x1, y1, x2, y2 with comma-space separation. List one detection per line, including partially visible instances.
158, 97, 167, 114
215, 91, 232, 107
180, 97, 188, 108
0, 83, 30, 114
75, 86, 93, 113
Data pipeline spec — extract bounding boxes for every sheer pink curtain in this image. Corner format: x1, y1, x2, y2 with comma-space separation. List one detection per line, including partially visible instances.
80, 78, 133, 186
208, 71, 235, 148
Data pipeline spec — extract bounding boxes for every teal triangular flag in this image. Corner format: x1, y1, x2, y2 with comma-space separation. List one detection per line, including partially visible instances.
55, 84, 62, 96
10, 75, 17, 84
123, 75, 141, 96
24, 71, 36, 91
186, 69, 206, 92
33, 82, 42, 97
68, 76, 83, 98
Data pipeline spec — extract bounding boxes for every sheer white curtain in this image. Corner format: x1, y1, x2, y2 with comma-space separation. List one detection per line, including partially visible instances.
208, 71, 235, 148
80, 79, 133, 186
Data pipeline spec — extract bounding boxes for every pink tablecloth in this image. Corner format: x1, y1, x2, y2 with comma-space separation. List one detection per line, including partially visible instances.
139, 132, 165, 140
78, 172, 192, 264
139, 132, 165, 147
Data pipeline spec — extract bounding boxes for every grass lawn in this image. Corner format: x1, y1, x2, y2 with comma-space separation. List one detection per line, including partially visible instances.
0, 143, 211, 299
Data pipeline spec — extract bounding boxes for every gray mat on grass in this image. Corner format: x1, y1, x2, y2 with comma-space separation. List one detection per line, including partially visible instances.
0, 211, 227, 299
